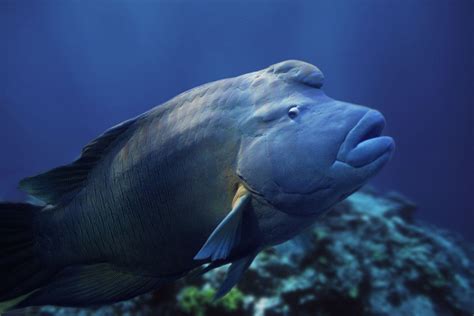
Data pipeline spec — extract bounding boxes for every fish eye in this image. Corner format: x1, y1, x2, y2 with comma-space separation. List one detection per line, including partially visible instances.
288, 106, 299, 119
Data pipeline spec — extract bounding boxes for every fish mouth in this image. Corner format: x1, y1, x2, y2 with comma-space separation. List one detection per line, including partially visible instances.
336, 110, 395, 167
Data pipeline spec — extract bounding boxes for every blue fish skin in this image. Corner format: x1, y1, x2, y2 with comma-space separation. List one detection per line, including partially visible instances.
54, 78, 253, 272
0, 60, 394, 310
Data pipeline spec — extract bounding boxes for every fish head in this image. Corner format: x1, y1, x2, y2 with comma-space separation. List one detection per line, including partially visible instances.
237, 60, 395, 217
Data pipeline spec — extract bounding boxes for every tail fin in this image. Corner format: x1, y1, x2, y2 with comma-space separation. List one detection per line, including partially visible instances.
0, 202, 56, 312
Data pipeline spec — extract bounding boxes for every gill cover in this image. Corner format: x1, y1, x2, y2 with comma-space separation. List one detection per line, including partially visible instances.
236, 60, 328, 212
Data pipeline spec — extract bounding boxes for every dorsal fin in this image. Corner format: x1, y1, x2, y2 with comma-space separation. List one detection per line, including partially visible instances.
19, 118, 138, 205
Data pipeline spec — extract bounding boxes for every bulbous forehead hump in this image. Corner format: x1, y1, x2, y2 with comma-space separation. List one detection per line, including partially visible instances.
267, 60, 324, 88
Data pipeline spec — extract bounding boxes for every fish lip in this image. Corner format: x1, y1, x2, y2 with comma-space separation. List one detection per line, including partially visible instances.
347, 136, 395, 167
336, 110, 394, 167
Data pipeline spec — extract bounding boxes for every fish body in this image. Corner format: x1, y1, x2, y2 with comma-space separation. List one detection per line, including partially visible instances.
46, 86, 243, 277
0, 60, 394, 310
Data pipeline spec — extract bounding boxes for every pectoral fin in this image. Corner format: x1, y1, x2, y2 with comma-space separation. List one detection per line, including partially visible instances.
214, 252, 257, 300
194, 185, 251, 261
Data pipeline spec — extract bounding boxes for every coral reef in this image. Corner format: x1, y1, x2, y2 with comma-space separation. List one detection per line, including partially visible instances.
19, 189, 474, 316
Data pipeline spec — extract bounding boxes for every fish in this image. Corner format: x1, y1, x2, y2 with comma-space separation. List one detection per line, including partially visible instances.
0, 60, 395, 311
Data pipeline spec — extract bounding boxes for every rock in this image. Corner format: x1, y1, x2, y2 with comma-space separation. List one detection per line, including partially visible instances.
22, 188, 474, 316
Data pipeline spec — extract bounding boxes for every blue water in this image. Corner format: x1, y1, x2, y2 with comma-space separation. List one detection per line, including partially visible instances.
1, 1, 473, 241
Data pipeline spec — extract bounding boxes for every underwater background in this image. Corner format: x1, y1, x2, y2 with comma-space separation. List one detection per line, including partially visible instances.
1, 1, 473, 315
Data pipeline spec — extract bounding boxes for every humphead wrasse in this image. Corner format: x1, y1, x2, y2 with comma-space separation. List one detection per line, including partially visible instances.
0, 60, 394, 311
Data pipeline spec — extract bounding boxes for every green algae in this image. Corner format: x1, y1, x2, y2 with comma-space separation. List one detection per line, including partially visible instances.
177, 285, 244, 316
